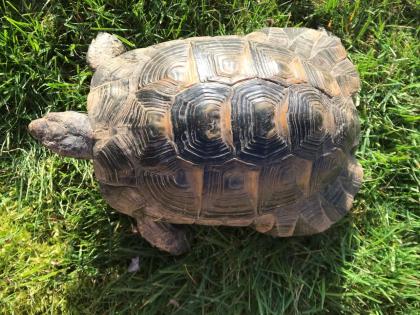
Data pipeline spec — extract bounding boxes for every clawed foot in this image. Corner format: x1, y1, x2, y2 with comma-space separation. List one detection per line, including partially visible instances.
136, 216, 190, 255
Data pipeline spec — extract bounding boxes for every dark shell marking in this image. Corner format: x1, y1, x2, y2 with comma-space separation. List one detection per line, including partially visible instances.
89, 27, 362, 236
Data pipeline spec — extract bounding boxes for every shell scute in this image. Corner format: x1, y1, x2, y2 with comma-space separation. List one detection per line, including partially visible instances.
88, 27, 362, 234
191, 37, 256, 84
231, 79, 290, 162
171, 82, 234, 164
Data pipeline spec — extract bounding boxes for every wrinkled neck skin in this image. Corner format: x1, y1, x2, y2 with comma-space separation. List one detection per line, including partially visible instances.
28, 111, 93, 160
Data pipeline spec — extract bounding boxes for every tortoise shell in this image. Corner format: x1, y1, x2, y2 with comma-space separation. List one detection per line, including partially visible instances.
87, 27, 363, 236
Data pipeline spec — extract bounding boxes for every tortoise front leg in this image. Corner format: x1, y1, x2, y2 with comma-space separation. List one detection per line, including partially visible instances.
136, 216, 190, 255
99, 183, 189, 255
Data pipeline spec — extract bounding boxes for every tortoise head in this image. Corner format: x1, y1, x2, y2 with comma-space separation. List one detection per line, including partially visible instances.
28, 33, 126, 160
28, 111, 94, 159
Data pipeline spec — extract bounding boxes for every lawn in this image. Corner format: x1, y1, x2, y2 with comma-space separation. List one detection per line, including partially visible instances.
0, 0, 419, 314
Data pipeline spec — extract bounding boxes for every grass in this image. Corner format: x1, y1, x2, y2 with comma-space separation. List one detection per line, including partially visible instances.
0, 0, 419, 314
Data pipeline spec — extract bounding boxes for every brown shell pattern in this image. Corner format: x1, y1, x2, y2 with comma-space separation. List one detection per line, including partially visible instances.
87, 27, 363, 236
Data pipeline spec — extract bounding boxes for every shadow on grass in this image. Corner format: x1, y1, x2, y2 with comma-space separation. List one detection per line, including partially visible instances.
64, 206, 359, 314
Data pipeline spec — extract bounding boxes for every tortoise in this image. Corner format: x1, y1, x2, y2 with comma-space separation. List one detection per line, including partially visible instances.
28, 28, 363, 255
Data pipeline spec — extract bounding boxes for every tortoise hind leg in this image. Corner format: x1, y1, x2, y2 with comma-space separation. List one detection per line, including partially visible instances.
136, 216, 190, 255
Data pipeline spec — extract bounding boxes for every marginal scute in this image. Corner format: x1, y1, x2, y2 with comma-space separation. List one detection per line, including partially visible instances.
309, 37, 347, 69
339, 157, 363, 196
293, 196, 333, 235
332, 59, 360, 96
288, 29, 323, 59
320, 180, 354, 219
331, 96, 360, 152
266, 208, 297, 236
300, 61, 342, 96
315, 156, 362, 223
310, 149, 346, 194
99, 183, 146, 216
247, 27, 287, 45
267, 194, 334, 237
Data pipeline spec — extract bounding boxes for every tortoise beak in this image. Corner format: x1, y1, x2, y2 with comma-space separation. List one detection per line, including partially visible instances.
28, 118, 48, 142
